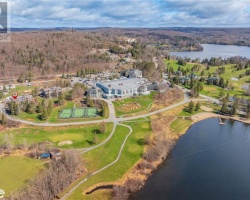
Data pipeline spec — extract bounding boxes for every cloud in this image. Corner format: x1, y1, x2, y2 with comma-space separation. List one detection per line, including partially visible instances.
6, 0, 250, 27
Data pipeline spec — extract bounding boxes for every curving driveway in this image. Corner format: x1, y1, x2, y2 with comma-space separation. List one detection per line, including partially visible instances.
0, 90, 195, 126
60, 123, 133, 200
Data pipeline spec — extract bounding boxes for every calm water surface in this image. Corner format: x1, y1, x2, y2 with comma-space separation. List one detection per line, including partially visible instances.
132, 118, 250, 200
170, 44, 250, 60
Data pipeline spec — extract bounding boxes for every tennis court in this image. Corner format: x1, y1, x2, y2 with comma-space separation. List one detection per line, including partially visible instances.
86, 108, 97, 117
72, 108, 85, 118
59, 108, 98, 119
59, 109, 72, 119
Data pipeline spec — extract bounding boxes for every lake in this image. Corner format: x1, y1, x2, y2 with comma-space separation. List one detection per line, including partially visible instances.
170, 44, 250, 60
132, 118, 250, 200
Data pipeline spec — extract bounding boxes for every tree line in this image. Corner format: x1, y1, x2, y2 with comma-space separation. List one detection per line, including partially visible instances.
7, 151, 85, 200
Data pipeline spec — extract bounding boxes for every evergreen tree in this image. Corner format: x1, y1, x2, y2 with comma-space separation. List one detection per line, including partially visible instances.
220, 101, 228, 114
10, 101, 15, 115
195, 102, 201, 111
0, 91, 3, 99
219, 77, 225, 88
36, 102, 43, 113
41, 109, 48, 120
86, 95, 90, 106
226, 93, 230, 101
48, 99, 53, 115
58, 93, 65, 106
231, 105, 237, 115
31, 87, 39, 97
188, 101, 195, 113
219, 90, 225, 97
231, 98, 239, 115
14, 103, 20, 115
92, 134, 97, 144
170, 79, 174, 87
0, 113, 6, 125
100, 121, 106, 133
225, 79, 229, 88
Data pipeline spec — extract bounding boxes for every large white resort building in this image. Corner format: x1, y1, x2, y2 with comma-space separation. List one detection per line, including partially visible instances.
96, 78, 150, 99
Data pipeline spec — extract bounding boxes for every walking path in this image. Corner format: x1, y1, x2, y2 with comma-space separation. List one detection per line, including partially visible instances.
0, 88, 221, 200
60, 123, 133, 200
78, 121, 118, 154
0, 90, 195, 126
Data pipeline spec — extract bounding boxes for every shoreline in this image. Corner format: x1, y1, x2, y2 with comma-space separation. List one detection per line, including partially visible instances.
82, 112, 250, 199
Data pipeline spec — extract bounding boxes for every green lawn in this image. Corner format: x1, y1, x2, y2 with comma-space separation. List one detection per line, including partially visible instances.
0, 123, 113, 149
0, 156, 43, 196
113, 92, 156, 117
165, 60, 196, 72
165, 59, 250, 99
170, 118, 192, 133
14, 101, 106, 123
202, 64, 249, 98
2, 85, 36, 100
61, 121, 152, 200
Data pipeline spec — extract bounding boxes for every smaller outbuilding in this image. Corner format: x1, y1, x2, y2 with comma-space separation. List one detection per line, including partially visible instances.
39, 153, 52, 159
86, 87, 103, 98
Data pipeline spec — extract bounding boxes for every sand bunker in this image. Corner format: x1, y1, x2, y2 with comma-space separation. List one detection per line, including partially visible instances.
231, 77, 238, 81
58, 140, 73, 146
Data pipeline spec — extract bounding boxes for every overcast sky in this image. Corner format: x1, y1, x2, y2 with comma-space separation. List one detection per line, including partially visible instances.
7, 0, 250, 28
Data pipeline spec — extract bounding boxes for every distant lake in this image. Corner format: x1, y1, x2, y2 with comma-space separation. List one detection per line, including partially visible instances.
170, 44, 250, 60
132, 118, 250, 200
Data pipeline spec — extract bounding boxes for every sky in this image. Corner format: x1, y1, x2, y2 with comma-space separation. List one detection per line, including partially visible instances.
7, 0, 250, 28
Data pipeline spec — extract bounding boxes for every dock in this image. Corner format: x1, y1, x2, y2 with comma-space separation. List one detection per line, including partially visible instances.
219, 117, 225, 125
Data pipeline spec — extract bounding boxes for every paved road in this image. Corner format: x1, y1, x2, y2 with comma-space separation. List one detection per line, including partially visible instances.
0, 89, 212, 127
78, 121, 118, 154
0, 88, 219, 200
1, 98, 118, 127
60, 123, 133, 200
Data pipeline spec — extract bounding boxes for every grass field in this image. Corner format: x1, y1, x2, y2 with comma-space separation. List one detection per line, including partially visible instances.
15, 101, 104, 123
0, 123, 113, 149
61, 121, 152, 200
170, 118, 192, 133
113, 92, 156, 117
15, 101, 75, 123
2, 85, 36, 99
165, 59, 250, 99
0, 156, 43, 196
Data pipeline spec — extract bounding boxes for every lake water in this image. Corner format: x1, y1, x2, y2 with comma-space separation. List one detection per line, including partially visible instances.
132, 118, 250, 200
170, 44, 250, 60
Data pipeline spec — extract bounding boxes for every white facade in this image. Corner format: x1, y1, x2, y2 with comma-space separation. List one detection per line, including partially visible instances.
96, 78, 150, 99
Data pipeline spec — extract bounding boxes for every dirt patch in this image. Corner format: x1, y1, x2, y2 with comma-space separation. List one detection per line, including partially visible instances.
200, 106, 213, 112
0, 125, 6, 132
152, 87, 183, 110
119, 102, 141, 111
58, 140, 73, 146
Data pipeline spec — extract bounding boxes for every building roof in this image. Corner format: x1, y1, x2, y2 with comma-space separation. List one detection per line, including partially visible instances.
129, 69, 142, 77
42, 87, 62, 92
87, 87, 103, 94
97, 78, 145, 90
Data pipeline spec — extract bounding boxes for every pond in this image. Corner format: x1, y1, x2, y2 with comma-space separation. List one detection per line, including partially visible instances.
170, 44, 250, 60
132, 118, 250, 200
